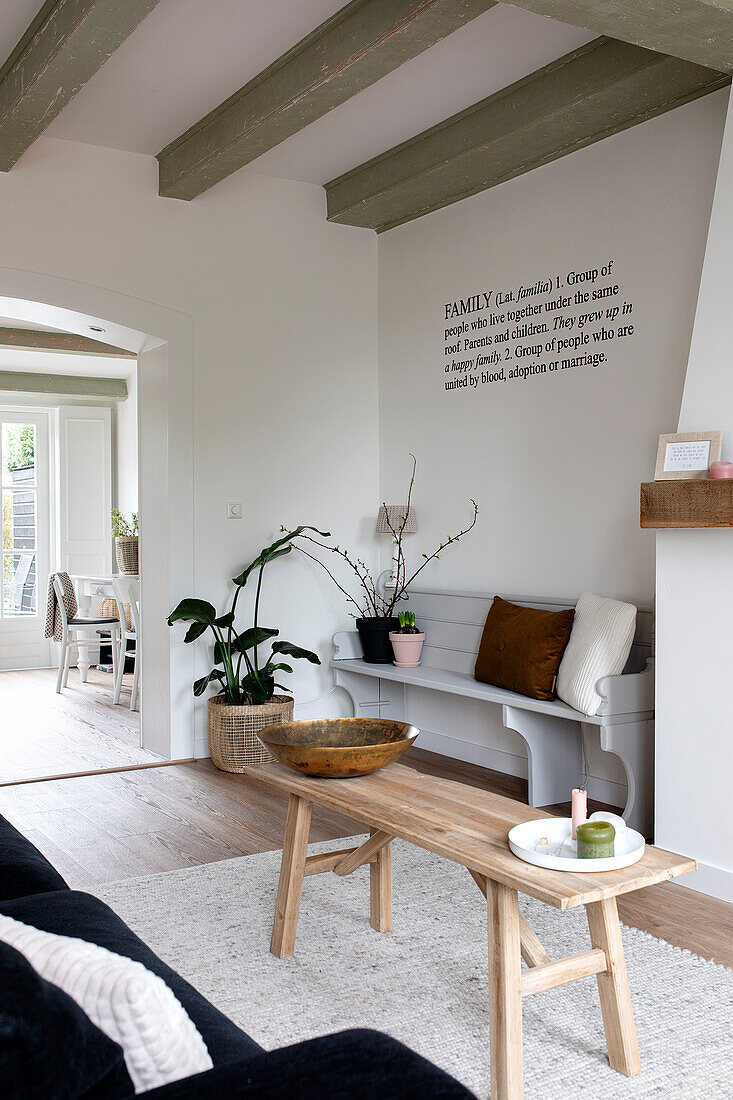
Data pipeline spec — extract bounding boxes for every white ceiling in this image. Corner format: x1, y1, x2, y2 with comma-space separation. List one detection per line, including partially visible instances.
0, 346, 133, 379
0, 1, 45, 69
42, 0, 349, 157
251, 7, 593, 184
0, 0, 595, 187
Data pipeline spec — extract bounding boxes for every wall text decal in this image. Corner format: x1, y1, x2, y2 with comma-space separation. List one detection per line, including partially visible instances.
443, 259, 637, 393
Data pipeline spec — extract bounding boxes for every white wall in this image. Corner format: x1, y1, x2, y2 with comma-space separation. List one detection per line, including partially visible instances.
378, 91, 728, 799
114, 367, 138, 520
655, 94, 733, 903
0, 136, 378, 753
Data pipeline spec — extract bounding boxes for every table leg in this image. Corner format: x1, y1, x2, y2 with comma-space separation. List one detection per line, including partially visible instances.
369, 829, 392, 932
585, 896, 641, 1077
270, 794, 312, 959
486, 879, 523, 1100
76, 588, 93, 681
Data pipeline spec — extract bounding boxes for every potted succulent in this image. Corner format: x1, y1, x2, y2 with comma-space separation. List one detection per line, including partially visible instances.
389, 611, 425, 668
167, 528, 325, 772
111, 509, 139, 574
288, 456, 477, 664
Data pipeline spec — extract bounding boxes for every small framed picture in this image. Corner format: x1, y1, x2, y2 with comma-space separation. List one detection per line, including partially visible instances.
654, 431, 723, 481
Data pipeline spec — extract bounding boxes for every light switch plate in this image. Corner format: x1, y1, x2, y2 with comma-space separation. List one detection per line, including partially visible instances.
226, 501, 243, 520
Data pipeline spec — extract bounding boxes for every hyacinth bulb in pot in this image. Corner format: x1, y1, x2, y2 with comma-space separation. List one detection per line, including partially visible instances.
390, 611, 425, 668
167, 527, 324, 771
287, 456, 478, 664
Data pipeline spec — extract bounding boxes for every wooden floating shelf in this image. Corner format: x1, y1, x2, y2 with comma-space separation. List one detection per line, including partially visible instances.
640, 479, 733, 529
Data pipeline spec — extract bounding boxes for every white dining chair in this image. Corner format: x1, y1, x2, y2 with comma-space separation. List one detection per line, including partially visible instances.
53, 573, 120, 694
113, 575, 140, 711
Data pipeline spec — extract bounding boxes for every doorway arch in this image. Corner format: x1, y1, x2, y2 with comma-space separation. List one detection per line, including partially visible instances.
0, 267, 195, 759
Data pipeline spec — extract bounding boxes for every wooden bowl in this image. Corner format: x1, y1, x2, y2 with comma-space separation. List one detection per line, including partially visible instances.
257, 718, 419, 778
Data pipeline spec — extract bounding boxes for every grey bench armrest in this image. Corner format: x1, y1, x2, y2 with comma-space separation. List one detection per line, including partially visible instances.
596, 659, 654, 717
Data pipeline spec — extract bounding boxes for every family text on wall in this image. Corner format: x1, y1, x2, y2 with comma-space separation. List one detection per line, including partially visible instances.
443, 259, 636, 393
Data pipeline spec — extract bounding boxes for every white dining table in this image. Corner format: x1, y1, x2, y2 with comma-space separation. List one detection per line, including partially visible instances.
68, 573, 138, 681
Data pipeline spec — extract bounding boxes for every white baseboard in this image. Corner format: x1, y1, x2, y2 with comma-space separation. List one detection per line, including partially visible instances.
414, 729, 627, 809
194, 738, 208, 759
677, 860, 733, 905
584, 773, 628, 809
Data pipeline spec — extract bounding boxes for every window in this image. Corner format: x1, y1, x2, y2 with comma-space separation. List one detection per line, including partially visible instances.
1, 422, 38, 617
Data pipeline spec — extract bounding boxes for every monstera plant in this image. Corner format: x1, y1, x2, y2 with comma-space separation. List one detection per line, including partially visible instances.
167, 528, 328, 772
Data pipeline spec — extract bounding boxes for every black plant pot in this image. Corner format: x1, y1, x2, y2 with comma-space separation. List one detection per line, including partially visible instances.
356, 617, 399, 664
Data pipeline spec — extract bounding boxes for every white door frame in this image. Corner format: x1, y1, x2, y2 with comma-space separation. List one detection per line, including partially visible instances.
0, 269, 195, 761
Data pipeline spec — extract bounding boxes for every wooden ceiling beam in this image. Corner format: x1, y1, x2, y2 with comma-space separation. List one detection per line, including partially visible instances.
0, 0, 161, 171
325, 37, 729, 233
157, 0, 498, 201
0, 371, 128, 399
0, 328, 135, 359
503, 1, 733, 73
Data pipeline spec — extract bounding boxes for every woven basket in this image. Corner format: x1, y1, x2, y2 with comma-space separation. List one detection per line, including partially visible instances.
207, 694, 293, 772
115, 536, 139, 574
100, 597, 132, 629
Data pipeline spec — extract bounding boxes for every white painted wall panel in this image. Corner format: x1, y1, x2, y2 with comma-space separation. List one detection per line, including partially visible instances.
0, 136, 379, 755
655, 93, 733, 903
377, 90, 728, 806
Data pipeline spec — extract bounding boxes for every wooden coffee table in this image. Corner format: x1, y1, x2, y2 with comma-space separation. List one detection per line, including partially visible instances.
247, 761, 695, 1100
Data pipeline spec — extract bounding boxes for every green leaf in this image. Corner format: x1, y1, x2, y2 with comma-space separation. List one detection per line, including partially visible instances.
231, 626, 279, 653
241, 669, 276, 706
271, 640, 320, 665
232, 526, 330, 587
193, 669, 225, 696
265, 662, 293, 675
184, 621, 210, 643
213, 611, 235, 629
168, 598, 217, 626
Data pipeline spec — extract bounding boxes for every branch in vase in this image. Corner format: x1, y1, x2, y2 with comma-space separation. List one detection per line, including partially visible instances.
293, 544, 371, 619
397, 500, 479, 599
297, 534, 383, 617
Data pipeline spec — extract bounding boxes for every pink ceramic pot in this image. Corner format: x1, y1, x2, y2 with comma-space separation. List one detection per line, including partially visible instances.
389, 631, 426, 668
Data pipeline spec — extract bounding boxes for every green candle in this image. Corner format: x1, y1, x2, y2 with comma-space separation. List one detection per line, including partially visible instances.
576, 820, 615, 859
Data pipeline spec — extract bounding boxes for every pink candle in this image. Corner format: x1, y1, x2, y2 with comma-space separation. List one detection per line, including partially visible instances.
571, 788, 587, 840
710, 460, 733, 479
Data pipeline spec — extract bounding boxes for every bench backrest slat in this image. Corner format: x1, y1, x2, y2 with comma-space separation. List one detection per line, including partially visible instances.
402, 588, 653, 676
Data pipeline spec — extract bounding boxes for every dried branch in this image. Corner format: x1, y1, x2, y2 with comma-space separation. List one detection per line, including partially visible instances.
389, 500, 479, 612
288, 456, 478, 622
297, 534, 382, 617
294, 544, 369, 618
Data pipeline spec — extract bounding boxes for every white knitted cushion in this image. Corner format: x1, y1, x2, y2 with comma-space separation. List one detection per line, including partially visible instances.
556, 592, 637, 716
0, 914, 212, 1094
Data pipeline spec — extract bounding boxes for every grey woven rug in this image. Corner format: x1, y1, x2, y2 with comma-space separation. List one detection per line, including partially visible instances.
94, 838, 733, 1099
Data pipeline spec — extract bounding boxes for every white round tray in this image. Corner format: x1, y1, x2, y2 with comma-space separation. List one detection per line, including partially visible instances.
508, 817, 645, 873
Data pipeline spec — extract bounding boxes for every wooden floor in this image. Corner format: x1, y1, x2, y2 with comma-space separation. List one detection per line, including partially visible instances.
0, 667, 158, 783
0, 746, 730, 968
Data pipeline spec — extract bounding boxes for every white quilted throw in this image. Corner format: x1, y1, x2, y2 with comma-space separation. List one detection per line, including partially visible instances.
0, 914, 213, 1093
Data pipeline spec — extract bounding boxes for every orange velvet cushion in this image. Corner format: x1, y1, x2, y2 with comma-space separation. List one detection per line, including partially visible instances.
474, 597, 575, 701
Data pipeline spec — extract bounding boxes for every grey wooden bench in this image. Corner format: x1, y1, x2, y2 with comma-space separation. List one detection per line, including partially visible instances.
331, 587, 654, 836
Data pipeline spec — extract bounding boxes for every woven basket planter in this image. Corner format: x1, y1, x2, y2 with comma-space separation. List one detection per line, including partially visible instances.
207, 694, 293, 772
115, 536, 139, 575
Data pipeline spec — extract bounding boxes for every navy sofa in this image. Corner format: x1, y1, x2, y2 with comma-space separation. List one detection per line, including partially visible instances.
0, 814, 474, 1099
